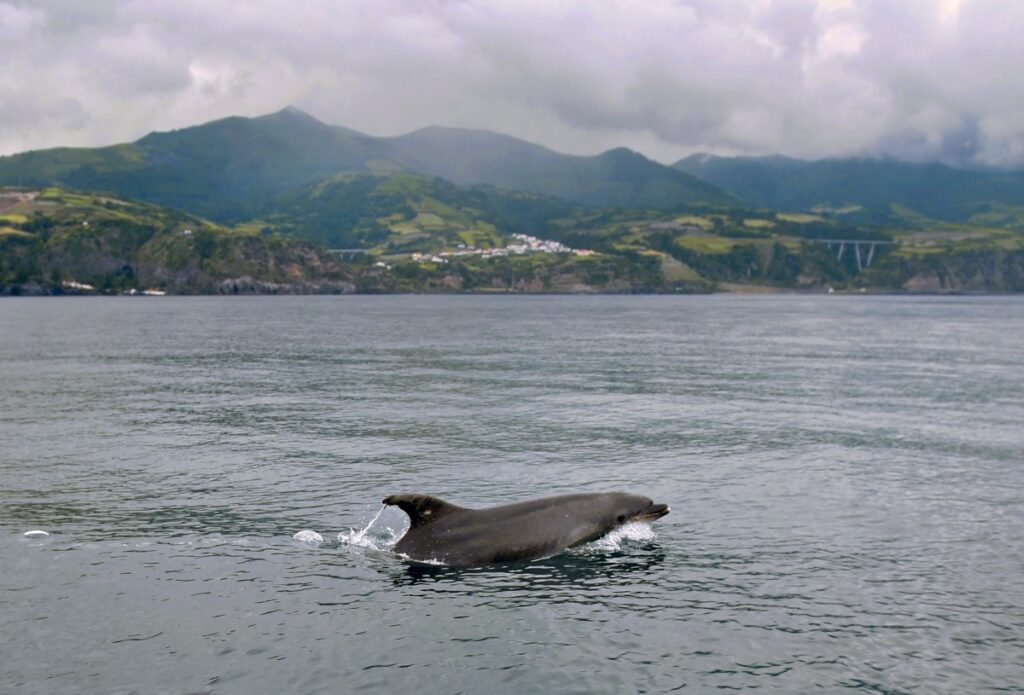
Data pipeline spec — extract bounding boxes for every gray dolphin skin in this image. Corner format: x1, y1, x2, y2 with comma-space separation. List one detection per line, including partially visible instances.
382, 492, 670, 567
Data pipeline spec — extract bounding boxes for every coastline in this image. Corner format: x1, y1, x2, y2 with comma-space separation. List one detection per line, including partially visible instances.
4, 284, 1019, 297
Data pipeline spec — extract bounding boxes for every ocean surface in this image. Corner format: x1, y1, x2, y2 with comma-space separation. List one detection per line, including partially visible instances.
1, 295, 1022, 694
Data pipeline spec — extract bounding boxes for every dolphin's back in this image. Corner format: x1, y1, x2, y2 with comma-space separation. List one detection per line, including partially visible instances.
385, 493, 619, 566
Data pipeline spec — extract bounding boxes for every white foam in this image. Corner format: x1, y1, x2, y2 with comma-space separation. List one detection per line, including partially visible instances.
23, 530, 49, 538
580, 522, 656, 552
396, 552, 446, 566
292, 530, 324, 544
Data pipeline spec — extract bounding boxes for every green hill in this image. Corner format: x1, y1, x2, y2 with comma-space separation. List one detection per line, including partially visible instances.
257, 171, 1024, 293
382, 128, 734, 209
3, 182, 1023, 295
0, 187, 371, 295
0, 108, 734, 221
0, 108, 385, 222
4, 116, 1024, 296
515, 200, 1024, 292
674, 154, 1024, 227
260, 173, 580, 253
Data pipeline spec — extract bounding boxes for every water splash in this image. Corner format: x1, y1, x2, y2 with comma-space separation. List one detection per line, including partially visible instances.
292, 530, 324, 544
338, 504, 400, 551
579, 522, 656, 553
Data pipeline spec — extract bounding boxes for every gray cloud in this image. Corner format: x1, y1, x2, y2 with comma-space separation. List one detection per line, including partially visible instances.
2, 0, 1023, 167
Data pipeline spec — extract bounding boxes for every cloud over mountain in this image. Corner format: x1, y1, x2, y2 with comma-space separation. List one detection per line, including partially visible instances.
3, 0, 1024, 167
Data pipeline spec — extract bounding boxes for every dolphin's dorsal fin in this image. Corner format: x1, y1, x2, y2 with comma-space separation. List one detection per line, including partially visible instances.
383, 493, 465, 528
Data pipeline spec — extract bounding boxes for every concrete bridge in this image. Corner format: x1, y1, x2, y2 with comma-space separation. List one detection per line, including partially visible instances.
811, 239, 895, 271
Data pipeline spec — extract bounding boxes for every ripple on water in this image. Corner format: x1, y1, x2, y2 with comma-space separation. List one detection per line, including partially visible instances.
1, 295, 1022, 694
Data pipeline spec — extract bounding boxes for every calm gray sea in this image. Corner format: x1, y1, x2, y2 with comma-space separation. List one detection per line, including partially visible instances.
1, 295, 1022, 694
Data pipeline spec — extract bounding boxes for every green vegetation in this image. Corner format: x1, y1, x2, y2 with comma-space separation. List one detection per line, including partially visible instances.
262, 173, 572, 253
674, 153, 1024, 226
4, 180, 1023, 294
0, 107, 733, 223
2, 106, 1023, 294
777, 212, 823, 223
382, 251, 669, 293
0, 187, 369, 295
671, 214, 715, 229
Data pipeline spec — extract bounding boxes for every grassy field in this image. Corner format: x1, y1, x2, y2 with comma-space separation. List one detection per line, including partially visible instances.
776, 212, 824, 223
653, 251, 702, 282
674, 236, 744, 253
671, 214, 716, 229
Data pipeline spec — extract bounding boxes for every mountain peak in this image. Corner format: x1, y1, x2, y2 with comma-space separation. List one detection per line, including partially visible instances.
598, 147, 644, 160
260, 106, 324, 125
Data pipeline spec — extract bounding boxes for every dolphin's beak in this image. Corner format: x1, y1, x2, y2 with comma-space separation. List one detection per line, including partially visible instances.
634, 502, 670, 522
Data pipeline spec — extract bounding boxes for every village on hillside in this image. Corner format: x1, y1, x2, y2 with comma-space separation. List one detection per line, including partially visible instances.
411, 233, 594, 264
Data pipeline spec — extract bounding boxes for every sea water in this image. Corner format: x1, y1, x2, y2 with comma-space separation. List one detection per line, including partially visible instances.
1, 295, 1022, 693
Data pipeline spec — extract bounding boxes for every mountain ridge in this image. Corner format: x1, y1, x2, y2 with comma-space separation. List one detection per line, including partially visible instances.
673, 152, 1024, 226
0, 107, 733, 220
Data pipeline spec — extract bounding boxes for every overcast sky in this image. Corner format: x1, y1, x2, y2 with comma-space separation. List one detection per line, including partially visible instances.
2, 0, 1023, 166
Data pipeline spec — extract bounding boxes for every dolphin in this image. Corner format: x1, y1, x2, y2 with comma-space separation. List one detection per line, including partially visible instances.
382, 492, 669, 567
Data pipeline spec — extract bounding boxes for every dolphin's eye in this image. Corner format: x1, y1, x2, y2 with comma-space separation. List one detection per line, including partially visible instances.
616, 514, 626, 524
